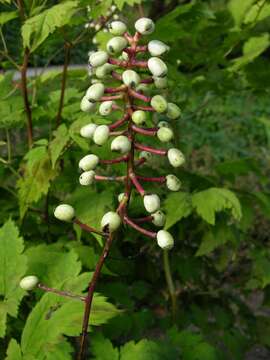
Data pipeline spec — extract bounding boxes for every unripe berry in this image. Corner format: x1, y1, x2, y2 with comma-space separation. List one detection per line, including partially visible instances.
166, 174, 181, 191
101, 211, 121, 232
153, 76, 168, 89
99, 101, 114, 116
89, 51, 109, 67
167, 103, 181, 119
157, 127, 174, 142
96, 63, 115, 79
118, 193, 126, 202
139, 151, 152, 161
148, 40, 169, 56
120, 51, 129, 61
79, 170, 95, 186
143, 194, 160, 213
167, 148, 185, 168
158, 121, 169, 128
19, 275, 39, 291
136, 83, 150, 93
122, 70, 140, 88
80, 96, 95, 112
93, 125, 110, 145
108, 20, 127, 35
151, 95, 168, 113
80, 123, 97, 139
152, 210, 166, 227
132, 110, 146, 125
54, 204, 75, 222
135, 17, 155, 35
148, 57, 168, 77
85, 83, 105, 102
156, 230, 174, 250
79, 154, 99, 171
107, 36, 128, 54
111, 135, 131, 154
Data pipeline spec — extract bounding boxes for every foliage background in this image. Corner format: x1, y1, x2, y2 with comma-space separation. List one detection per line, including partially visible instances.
0, 0, 270, 359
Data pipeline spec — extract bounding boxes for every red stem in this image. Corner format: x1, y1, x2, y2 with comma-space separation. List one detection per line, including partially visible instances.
109, 113, 129, 130
123, 215, 157, 238
129, 172, 145, 196
131, 124, 157, 136
105, 85, 127, 93
141, 77, 154, 84
131, 216, 153, 223
38, 283, 85, 301
100, 155, 129, 164
134, 142, 167, 156
131, 59, 148, 68
94, 175, 126, 182
111, 71, 122, 81
100, 94, 123, 101
137, 175, 166, 183
133, 105, 155, 112
74, 219, 105, 236
108, 58, 128, 67
128, 88, 151, 102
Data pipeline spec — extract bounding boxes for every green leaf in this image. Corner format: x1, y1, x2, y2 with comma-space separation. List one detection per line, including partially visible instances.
192, 188, 242, 225
164, 192, 192, 229
251, 250, 270, 288
49, 124, 70, 169
0, 11, 18, 25
228, 0, 256, 26
17, 144, 58, 218
0, 220, 27, 338
22, 1, 78, 52
25, 245, 81, 288
230, 33, 270, 71
168, 328, 218, 360
69, 188, 113, 231
120, 339, 174, 360
196, 225, 236, 256
114, 0, 141, 10
6, 339, 22, 360
91, 333, 119, 360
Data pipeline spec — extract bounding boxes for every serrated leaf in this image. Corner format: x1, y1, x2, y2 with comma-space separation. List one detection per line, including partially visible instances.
20, 291, 119, 358
49, 124, 70, 168
6, 339, 22, 360
17, 145, 58, 218
69, 188, 113, 231
22, 1, 78, 52
0, 11, 18, 25
0, 220, 27, 337
196, 225, 236, 257
164, 192, 192, 230
91, 333, 119, 360
230, 33, 270, 71
114, 0, 141, 10
192, 188, 242, 225
25, 245, 81, 288
228, 0, 256, 26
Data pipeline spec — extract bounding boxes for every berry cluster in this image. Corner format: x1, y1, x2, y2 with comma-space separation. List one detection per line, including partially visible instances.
54, 17, 185, 249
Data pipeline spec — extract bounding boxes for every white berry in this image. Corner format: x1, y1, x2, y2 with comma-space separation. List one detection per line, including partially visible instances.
85, 83, 105, 102
135, 17, 155, 35
107, 36, 128, 54
111, 135, 131, 154
54, 204, 75, 222
151, 95, 168, 113
89, 51, 109, 67
99, 101, 114, 116
152, 210, 166, 227
93, 125, 110, 145
157, 230, 174, 250
80, 123, 97, 139
101, 211, 121, 232
122, 70, 140, 88
148, 57, 168, 77
79, 170, 95, 186
166, 174, 181, 191
19, 275, 39, 291
157, 127, 174, 142
143, 194, 160, 213
148, 40, 169, 56
167, 148, 185, 168
132, 110, 146, 125
79, 154, 99, 171
80, 96, 95, 112
108, 21, 127, 35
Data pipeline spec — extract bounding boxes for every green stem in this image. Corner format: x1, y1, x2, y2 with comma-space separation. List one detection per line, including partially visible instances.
163, 250, 177, 321
5, 129, 11, 163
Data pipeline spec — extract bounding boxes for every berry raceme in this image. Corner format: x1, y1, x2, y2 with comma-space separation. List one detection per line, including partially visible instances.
58, 17, 188, 250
